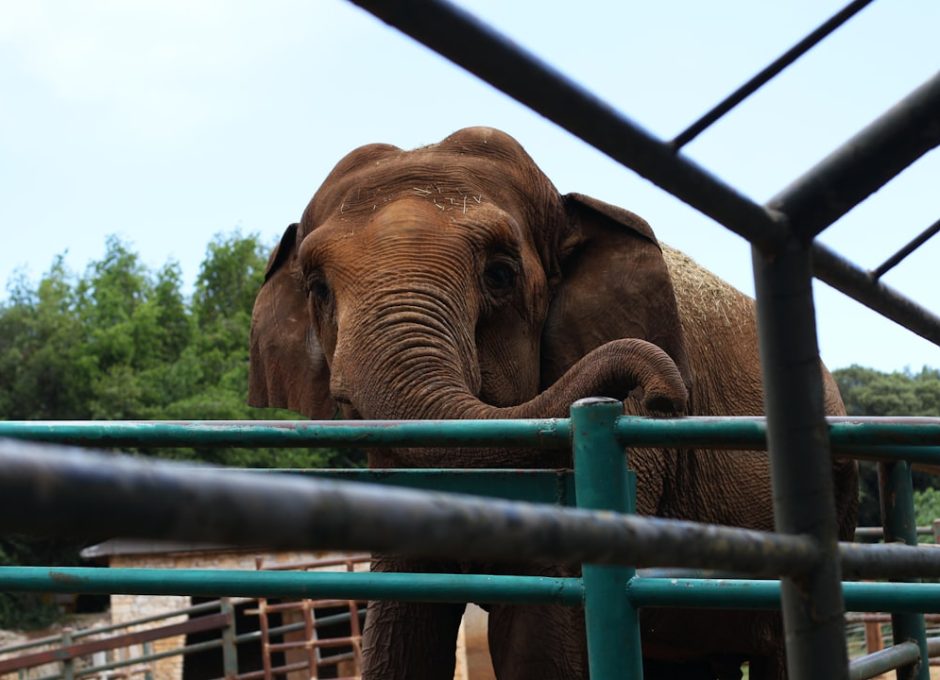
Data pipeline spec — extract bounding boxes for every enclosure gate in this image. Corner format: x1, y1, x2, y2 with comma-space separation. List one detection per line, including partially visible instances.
2, 0, 940, 679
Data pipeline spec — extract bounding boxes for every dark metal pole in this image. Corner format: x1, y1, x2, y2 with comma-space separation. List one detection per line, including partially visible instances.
0, 439, 822, 574
347, 0, 790, 252
768, 70, 940, 240
346, 0, 940, 347
878, 460, 930, 680
811, 243, 940, 346
872, 217, 940, 280
571, 398, 642, 679
670, 0, 875, 150
848, 642, 922, 680
751, 239, 849, 679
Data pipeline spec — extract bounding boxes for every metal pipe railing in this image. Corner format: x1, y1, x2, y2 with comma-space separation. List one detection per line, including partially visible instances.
0, 439, 822, 576
9, 569, 940, 614
1, 416, 938, 449
877, 460, 930, 679
7, 438, 940, 581
848, 641, 922, 680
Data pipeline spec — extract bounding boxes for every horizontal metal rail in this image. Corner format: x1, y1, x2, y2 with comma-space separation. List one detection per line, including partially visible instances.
628, 579, 940, 614
2, 416, 939, 450
5, 440, 940, 580
0, 568, 582, 605
855, 526, 934, 540
0, 440, 822, 576
9, 569, 940, 614
848, 641, 922, 680
55, 608, 366, 680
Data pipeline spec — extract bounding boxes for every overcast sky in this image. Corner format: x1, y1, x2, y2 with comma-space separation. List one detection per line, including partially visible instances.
1, 1, 938, 372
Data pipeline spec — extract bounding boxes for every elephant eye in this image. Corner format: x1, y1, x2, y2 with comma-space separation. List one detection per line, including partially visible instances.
483, 258, 518, 294
304, 271, 332, 305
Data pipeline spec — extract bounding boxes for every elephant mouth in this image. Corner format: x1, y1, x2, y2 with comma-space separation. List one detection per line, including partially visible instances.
334, 397, 363, 420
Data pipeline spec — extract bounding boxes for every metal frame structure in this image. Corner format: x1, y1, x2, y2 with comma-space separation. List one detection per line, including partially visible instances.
1, 1, 939, 678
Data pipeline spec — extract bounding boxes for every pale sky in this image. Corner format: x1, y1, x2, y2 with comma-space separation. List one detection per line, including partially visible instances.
1, 1, 938, 372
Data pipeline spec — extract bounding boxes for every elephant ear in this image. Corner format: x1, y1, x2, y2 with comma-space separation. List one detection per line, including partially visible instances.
248, 223, 336, 419
541, 193, 692, 393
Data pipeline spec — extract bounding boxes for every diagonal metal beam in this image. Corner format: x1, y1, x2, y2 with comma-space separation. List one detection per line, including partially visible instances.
811, 243, 940, 346
350, 0, 790, 252
768, 70, 940, 240
349, 0, 940, 348
872, 216, 940, 280
670, 0, 875, 150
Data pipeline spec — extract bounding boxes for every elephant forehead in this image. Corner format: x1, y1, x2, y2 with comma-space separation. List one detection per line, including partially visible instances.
310, 196, 519, 248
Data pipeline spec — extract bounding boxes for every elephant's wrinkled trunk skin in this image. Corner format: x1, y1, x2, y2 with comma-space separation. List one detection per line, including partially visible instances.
339, 303, 688, 467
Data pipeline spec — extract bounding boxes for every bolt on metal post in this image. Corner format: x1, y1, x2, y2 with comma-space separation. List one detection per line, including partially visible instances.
571, 397, 642, 680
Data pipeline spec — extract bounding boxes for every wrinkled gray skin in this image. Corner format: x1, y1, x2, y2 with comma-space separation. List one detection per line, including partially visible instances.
249, 127, 858, 680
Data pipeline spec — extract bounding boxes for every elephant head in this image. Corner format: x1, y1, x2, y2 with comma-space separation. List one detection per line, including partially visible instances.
249, 127, 690, 466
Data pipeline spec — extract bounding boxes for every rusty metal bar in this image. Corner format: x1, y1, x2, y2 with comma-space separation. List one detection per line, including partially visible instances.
751, 239, 849, 678
768, 70, 940, 240
872, 217, 940, 280
0, 614, 230, 675
670, 0, 875, 150
0, 439, 822, 575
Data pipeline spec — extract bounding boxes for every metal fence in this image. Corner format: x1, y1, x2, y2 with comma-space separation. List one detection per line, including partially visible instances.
1, 1, 939, 679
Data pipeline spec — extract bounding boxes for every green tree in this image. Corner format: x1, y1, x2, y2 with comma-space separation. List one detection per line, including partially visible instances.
834, 365, 940, 528
0, 232, 354, 629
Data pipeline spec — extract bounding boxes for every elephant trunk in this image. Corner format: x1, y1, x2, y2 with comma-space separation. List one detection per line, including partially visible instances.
421, 338, 687, 421
338, 301, 687, 466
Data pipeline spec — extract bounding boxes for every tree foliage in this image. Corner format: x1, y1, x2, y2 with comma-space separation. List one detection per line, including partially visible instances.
0, 233, 356, 628
833, 365, 940, 528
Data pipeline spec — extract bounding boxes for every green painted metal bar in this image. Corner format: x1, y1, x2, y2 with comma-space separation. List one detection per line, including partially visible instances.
848, 642, 922, 680
572, 398, 642, 680
0, 567, 584, 604
275, 469, 576, 505
11, 568, 940, 615
878, 459, 930, 680
626, 578, 940, 613
0, 419, 570, 448
1, 417, 938, 450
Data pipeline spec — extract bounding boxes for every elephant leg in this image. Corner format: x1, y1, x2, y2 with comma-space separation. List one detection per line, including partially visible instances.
748, 649, 786, 680
486, 602, 587, 679
361, 556, 465, 680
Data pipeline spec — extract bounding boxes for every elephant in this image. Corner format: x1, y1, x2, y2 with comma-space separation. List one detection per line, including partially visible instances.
248, 127, 859, 679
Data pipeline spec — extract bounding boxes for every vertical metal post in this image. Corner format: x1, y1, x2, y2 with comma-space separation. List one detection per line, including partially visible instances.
571, 397, 642, 680
220, 597, 240, 680
878, 460, 929, 680
751, 241, 848, 679
61, 629, 74, 680
142, 642, 154, 680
